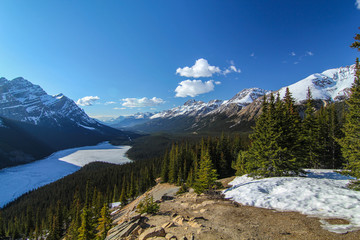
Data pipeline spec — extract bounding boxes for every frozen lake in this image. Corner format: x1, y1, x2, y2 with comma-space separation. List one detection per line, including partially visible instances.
0, 142, 131, 207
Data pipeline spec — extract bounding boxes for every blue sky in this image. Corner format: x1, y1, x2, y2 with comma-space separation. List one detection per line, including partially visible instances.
0, 0, 359, 119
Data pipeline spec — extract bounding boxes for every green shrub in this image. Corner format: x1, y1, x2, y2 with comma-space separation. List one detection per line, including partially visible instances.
136, 195, 159, 214
348, 180, 360, 191
176, 184, 189, 195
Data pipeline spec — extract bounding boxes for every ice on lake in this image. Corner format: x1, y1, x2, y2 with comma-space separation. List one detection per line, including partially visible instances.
0, 142, 131, 207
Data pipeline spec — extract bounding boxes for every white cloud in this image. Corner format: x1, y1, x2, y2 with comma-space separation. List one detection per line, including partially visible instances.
223, 65, 241, 75
176, 58, 221, 78
294, 62, 299, 65
215, 81, 221, 85
104, 101, 116, 105
76, 96, 100, 106
356, 0, 360, 9
121, 97, 165, 108
306, 51, 314, 56
290, 52, 296, 56
113, 107, 126, 110
175, 79, 217, 98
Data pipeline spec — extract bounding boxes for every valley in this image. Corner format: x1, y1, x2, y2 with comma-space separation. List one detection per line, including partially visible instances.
0, 2, 359, 239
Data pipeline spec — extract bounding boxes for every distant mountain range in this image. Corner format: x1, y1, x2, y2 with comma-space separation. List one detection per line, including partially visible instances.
0, 77, 131, 169
105, 64, 355, 133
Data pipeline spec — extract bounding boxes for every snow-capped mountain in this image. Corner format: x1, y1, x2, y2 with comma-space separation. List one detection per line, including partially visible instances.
0, 77, 99, 128
107, 112, 156, 128
278, 65, 355, 102
119, 88, 269, 133
124, 64, 356, 133
0, 76, 131, 169
151, 99, 224, 120
206, 88, 271, 117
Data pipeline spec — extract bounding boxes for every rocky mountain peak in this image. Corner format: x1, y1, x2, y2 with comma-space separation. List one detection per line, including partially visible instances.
0, 76, 97, 127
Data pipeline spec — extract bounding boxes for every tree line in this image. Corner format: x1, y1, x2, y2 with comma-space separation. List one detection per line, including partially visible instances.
0, 156, 161, 239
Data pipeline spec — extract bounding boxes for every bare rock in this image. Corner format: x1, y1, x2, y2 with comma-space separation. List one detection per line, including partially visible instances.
201, 200, 215, 207
173, 216, 186, 225
188, 220, 202, 228
138, 227, 166, 240
199, 209, 207, 213
165, 233, 178, 240
162, 221, 177, 229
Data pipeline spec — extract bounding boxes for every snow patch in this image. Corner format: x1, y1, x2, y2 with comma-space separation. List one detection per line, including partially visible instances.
78, 124, 96, 130
58, 143, 132, 167
224, 169, 360, 233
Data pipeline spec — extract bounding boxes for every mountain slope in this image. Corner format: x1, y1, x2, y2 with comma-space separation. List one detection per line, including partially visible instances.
278, 65, 355, 102
127, 88, 269, 133
126, 65, 355, 133
0, 77, 131, 169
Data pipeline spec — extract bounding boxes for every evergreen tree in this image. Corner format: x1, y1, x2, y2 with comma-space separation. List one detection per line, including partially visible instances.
96, 204, 111, 240
327, 104, 343, 168
111, 184, 118, 203
48, 201, 63, 240
193, 149, 218, 194
232, 151, 248, 176
0, 211, 4, 238
340, 57, 360, 177
119, 183, 127, 207
248, 94, 292, 176
301, 88, 321, 168
350, 28, 360, 50
78, 207, 94, 240
282, 88, 302, 161
66, 193, 82, 240
168, 145, 179, 183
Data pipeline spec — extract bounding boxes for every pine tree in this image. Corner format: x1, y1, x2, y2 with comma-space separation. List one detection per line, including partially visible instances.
193, 149, 218, 194
66, 192, 82, 240
160, 151, 169, 182
78, 207, 94, 240
247, 93, 300, 176
119, 183, 127, 207
96, 204, 111, 240
0, 211, 4, 238
48, 201, 63, 240
327, 104, 343, 168
168, 145, 179, 183
112, 184, 118, 203
232, 151, 248, 176
301, 88, 321, 168
340, 57, 360, 177
350, 28, 360, 50
282, 88, 302, 160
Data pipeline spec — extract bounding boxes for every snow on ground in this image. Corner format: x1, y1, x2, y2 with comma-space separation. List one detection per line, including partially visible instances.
223, 169, 360, 234
58, 142, 132, 167
0, 142, 132, 207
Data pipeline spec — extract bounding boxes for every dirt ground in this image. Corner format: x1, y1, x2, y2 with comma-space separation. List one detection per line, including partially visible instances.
110, 183, 360, 240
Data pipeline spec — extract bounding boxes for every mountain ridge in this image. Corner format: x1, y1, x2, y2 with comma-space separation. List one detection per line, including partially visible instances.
0, 76, 131, 169
107, 64, 355, 133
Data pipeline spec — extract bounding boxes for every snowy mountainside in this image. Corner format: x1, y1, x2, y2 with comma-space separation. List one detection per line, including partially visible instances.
0, 77, 98, 128
206, 88, 271, 117
151, 99, 224, 119
121, 88, 269, 133
107, 112, 156, 128
148, 88, 268, 121
278, 65, 355, 102
0, 77, 130, 169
